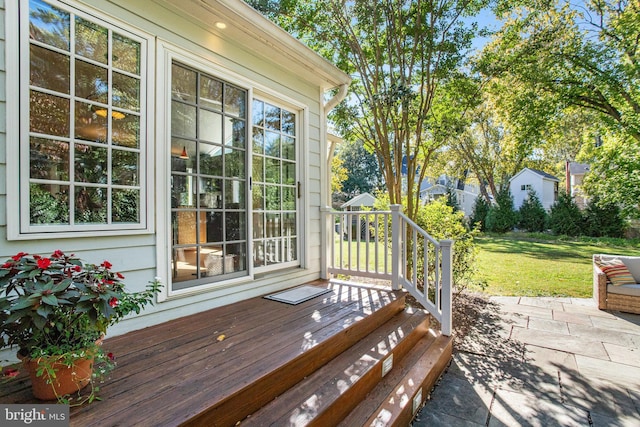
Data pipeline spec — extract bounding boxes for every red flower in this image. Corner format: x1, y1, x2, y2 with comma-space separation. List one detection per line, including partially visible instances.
107, 353, 115, 361
109, 297, 119, 307
116, 272, 125, 279
11, 252, 28, 261
73, 265, 82, 272
37, 258, 51, 269
101, 261, 112, 269
3, 368, 19, 378
51, 250, 64, 259
1, 262, 12, 269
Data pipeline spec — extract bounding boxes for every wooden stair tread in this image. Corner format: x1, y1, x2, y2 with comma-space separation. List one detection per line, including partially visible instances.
340, 332, 453, 427
243, 308, 430, 426
71, 286, 399, 423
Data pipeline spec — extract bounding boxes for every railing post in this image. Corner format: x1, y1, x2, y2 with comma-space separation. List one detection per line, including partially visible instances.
440, 239, 454, 336
320, 206, 332, 280
390, 205, 401, 290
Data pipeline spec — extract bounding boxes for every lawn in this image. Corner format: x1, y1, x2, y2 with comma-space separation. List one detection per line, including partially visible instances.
474, 233, 640, 298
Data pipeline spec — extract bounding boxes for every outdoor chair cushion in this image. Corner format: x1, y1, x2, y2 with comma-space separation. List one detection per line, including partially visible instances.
599, 263, 637, 286
607, 284, 640, 297
595, 254, 640, 283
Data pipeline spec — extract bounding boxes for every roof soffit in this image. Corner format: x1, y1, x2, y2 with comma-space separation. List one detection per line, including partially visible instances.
153, 0, 350, 89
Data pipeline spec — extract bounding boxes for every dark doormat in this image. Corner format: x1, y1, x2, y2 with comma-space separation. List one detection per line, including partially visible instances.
264, 285, 332, 305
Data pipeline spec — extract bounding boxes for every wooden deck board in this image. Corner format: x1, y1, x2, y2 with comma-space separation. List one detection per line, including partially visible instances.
0, 280, 404, 426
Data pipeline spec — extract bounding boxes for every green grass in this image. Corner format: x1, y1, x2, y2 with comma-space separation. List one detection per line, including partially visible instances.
475, 233, 640, 298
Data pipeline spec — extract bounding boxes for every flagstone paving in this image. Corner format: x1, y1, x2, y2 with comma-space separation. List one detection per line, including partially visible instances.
413, 296, 640, 426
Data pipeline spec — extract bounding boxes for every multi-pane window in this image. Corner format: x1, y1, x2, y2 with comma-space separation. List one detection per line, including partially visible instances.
170, 62, 248, 284
252, 100, 298, 268
23, 0, 145, 230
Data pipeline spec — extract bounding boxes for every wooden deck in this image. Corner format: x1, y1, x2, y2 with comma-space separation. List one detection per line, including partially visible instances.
1, 279, 452, 426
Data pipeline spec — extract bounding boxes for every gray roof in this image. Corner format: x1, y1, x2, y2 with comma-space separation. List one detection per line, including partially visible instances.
527, 168, 560, 181
340, 192, 376, 209
568, 162, 590, 175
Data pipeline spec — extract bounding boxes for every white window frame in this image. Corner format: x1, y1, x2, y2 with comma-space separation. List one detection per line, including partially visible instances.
251, 95, 302, 275
156, 40, 306, 301
6, 0, 155, 240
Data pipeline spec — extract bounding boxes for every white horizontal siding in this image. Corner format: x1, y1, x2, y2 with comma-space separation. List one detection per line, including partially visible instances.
0, 0, 335, 347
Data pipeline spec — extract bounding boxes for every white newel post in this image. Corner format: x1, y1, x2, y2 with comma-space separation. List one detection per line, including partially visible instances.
390, 205, 401, 290
320, 206, 332, 280
440, 239, 454, 336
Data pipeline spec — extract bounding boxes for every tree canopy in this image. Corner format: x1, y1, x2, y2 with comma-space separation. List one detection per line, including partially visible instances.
249, 0, 490, 221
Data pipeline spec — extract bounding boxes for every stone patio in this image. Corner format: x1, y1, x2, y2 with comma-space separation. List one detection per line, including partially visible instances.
413, 296, 640, 426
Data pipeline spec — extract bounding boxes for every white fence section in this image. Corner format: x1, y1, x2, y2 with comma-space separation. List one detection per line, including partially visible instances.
326, 205, 453, 336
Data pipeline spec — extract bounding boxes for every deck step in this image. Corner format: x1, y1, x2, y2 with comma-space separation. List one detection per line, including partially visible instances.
185, 287, 408, 426
242, 307, 430, 426
340, 331, 453, 427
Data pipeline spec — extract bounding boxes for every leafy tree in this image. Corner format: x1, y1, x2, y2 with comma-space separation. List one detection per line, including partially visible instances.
480, 1, 640, 143
479, 1, 640, 218
582, 133, 640, 219
485, 188, 517, 233
331, 154, 347, 196
517, 190, 547, 232
584, 197, 626, 238
548, 192, 584, 236
445, 186, 460, 212
470, 196, 491, 232
335, 141, 383, 198
250, 0, 489, 222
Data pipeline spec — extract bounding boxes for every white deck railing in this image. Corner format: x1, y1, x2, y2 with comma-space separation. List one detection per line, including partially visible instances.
325, 205, 453, 336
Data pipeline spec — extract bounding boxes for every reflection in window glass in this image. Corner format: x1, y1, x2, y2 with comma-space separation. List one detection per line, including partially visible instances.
252, 100, 297, 268
75, 17, 108, 63
30, 91, 70, 137
29, 0, 70, 50
112, 150, 139, 186
113, 72, 140, 111
113, 33, 140, 74
112, 189, 140, 223
171, 62, 248, 285
112, 113, 140, 148
74, 186, 107, 223
30, 45, 70, 93
30, 138, 69, 181
75, 59, 108, 102
25, 0, 144, 229
30, 183, 69, 224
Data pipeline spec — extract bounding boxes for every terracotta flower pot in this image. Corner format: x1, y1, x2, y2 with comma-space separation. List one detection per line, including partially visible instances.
20, 354, 95, 401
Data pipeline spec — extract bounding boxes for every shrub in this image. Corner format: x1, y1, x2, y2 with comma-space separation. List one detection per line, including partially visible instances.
584, 197, 626, 238
548, 192, 584, 236
485, 188, 518, 233
518, 190, 547, 232
374, 195, 479, 295
414, 199, 479, 292
470, 196, 490, 232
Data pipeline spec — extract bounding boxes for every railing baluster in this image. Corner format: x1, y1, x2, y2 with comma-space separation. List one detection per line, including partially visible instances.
324, 207, 453, 337
423, 237, 428, 299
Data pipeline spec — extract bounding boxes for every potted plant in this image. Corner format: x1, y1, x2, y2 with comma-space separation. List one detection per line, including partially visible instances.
0, 250, 161, 403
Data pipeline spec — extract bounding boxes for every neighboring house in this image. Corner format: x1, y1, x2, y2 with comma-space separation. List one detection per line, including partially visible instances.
509, 168, 560, 211
566, 162, 590, 209
419, 177, 480, 218
340, 192, 377, 211
1, 0, 350, 344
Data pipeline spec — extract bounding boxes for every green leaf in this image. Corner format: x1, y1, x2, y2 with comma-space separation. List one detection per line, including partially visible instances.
40, 294, 59, 306
52, 278, 72, 293
11, 297, 35, 310
32, 314, 47, 330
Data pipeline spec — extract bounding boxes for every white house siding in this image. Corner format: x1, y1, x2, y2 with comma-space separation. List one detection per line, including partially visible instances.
0, 0, 348, 361
510, 169, 559, 211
